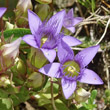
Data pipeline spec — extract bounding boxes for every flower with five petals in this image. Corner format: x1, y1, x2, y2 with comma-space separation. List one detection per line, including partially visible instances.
39, 39, 103, 99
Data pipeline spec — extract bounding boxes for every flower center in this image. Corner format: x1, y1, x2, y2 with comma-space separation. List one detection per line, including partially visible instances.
64, 18, 73, 27
63, 61, 80, 77
40, 35, 48, 47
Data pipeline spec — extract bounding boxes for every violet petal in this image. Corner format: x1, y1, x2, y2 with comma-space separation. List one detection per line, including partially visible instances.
62, 36, 82, 47
22, 34, 38, 48
66, 27, 75, 33
42, 37, 57, 49
79, 68, 103, 85
66, 8, 74, 18
39, 63, 61, 78
75, 45, 100, 68
46, 10, 66, 35
61, 78, 77, 99
73, 17, 83, 26
28, 9, 42, 35
41, 48, 56, 63
58, 39, 74, 63
0, 7, 7, 18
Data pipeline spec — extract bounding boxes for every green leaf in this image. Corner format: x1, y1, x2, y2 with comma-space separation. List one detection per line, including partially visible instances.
69, 104, 78, 110
0, 28, 31, 44
105, 89, 110, 97
91, 90, 97, 101
5, 85, 17, 94
0, 89, 8, 98
0, 98, 12, 110
2, 98, 12, 109
36, 4, 51, 21
55, 99, 69, 110
77, 36, 96, 48
9, 87, 30, 106
82, 102, 88, 108
78, 107, 88, 110
27, 72, 48, 91
9, 94, 20, 106
37, 94, 51, 106
43, 80, 59, 94
44, 99, 69, 110
16, 87, 30, 102
29, 48, 48, 69
87, 90, 97, 105
91, 0, 95, 12
88, 98, 93, 105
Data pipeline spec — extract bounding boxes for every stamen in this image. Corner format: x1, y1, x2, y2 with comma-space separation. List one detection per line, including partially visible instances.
42, 38, 48, 44
62, 61, 80, 78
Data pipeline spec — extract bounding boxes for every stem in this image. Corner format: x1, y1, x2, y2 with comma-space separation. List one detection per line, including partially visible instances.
50, 78, 57, 110
103, 50, 110, 89
96, 18, 110, 45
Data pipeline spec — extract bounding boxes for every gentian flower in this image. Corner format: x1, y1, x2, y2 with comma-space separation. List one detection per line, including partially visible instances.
63, 8, 83, 33
39, 39, 103, 99
22, 10, 82, 62
0, 7, 7, 18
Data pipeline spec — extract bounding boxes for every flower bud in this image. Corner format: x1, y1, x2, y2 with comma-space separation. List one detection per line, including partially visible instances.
29, 48, 48, 69
35, 0, 52, 4
16, 0, 33, 13
27, 72, 47, 90
16, 58, 26, 75
0, 38, 22, 71
0, 75, 11, 88
1, 38, 22, 59
35, 4, 50, 21
16, 0, 33, 26
5, 21, 17, 30
75, 88, 90, 103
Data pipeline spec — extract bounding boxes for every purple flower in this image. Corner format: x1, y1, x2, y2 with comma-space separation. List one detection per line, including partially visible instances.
22, 10, 82, 62
39, 39, 103, 99
0, 7, 7, 18
63, 8, 83, 33
22, 9, 66, 62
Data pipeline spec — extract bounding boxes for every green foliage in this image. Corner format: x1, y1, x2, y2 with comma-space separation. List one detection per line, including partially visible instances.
78, 0, 96, 12
104, 89, 110, 104
54, 99, 69, 110
91, 0, 95, 12
77, 36, 96, 48
0, 88, 14, 110
27, 72, 48, 91
36, 93, 69, 110
0, 98, 13, 110
35, 4, 51, 21
82, 90, 97, 110
0, 28, 31, 43
0, 89, 8, 98
9, 86, 30, 106
28, 48, 48, 69
69, 104, 78, 110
